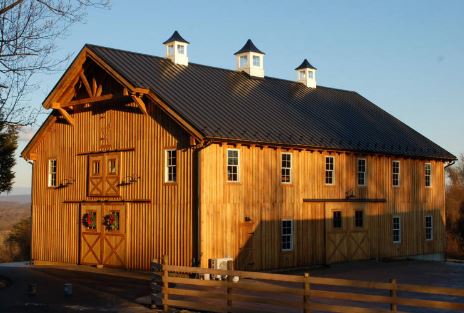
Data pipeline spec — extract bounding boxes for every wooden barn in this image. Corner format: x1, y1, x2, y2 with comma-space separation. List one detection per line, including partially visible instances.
22, 31, 455, 271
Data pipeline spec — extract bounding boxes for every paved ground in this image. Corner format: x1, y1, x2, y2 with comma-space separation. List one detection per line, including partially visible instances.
0, 260, 463, 313
0, 262, 153, 313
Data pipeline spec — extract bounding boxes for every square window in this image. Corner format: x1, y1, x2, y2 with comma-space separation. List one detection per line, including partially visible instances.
308, 71, 314, 79
253, 55, 260, 67
355, 210, 363, 228
177, 45, 185, 54
333, 211, 342, 228
240, 55, 248, 67
299, 70, 306, 79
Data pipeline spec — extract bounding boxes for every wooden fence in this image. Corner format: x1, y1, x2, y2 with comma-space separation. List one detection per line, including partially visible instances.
152, 256, 464, 313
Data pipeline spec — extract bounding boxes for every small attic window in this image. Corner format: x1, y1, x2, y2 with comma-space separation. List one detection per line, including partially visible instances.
168, 44, 174, 56
299, 70, 306, 79
177, 44, 185, 54
308, 71, 314, 79
253, 55, 260, 67
239, 55, 248, 67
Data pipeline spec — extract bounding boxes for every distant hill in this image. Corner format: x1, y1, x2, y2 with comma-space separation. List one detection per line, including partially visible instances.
0, 195, 31, 231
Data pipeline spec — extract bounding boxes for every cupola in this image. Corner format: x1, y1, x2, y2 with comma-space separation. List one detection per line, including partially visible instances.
295, 59, 317, 88
234, 39, 265, 78
163, 31, 189, 66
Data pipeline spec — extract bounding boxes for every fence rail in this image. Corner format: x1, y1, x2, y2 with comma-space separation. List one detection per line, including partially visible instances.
151, 256, 464, 313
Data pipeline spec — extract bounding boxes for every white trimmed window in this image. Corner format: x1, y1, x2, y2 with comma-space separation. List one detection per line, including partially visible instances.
281, 153, 292, 183
177, 44, 185, 54
393, 216, 401, 243
48, 159, 57, 187
325, 156, 335, 185
299, 70, 306, 79
308, 71, 314, 79
239, 55, 248, 67
165, 149, 177, 183
425, 215, 433, 240
392, 161, 400, 187
168, 44, 174, 56
281, 220, 293, 251
357, 158, 367, 186
425, 163, 432, 188
252, 55, 260, 67
227, 149, 240, 182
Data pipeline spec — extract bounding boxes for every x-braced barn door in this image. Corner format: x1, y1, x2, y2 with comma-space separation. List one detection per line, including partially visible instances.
325, 205, 370, 264
80, 204, 126, 268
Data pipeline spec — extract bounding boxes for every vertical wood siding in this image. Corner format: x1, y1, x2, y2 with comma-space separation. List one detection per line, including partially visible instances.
31, 96, 194, 270
199, 144, 446, 270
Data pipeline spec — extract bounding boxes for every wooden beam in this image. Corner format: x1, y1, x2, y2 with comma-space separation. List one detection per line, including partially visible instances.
51, 103, 75, 126
61, 94, 116, 107
79, 71, 93, 97
92, 78, 97, 96
131, 95, 148, 115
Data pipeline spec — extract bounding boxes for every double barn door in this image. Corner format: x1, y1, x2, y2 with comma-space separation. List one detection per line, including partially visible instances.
325, 205, 370, 264
80, 204, 126, 268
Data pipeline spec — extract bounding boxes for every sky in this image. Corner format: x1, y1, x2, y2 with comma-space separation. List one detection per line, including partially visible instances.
9, 0, 464, 195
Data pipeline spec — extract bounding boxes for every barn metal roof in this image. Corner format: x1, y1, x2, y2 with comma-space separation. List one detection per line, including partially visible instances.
87, 44, 455, 160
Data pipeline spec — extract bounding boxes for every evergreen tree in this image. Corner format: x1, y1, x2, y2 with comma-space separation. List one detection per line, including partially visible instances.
0, 116, 18, 193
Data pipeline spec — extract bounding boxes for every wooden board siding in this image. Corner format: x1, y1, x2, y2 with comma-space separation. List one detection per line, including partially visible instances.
29, 65, 195, 269
199, 144, 446, 270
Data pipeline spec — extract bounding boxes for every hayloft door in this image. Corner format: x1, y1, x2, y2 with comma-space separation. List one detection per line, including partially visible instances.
80, 204, 126, 268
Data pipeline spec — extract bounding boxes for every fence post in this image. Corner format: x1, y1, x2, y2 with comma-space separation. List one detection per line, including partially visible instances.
304, 273, 311, 313
162, 255, 169, 313
226, 260, 234, 313
389, 278, 397, 312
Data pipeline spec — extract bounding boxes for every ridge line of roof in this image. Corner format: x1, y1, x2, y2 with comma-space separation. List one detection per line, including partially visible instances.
85, 43, 356, 94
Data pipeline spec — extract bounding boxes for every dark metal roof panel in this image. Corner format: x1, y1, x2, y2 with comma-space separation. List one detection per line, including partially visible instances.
295, 59, 317, 70
86, 44, 455, 161
162, 31, 189, 44
234, 39, 265, 55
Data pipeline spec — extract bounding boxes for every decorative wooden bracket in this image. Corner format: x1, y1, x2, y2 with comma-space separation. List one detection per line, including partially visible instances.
51, 102, 75, 126
131, 88, 149, 115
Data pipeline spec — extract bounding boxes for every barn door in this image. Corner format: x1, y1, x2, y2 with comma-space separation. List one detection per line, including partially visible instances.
102, 204, 126, 267
80, 205, 102, 265
326, 207, 348, 264
87, 153, 120, 197
237, 221, 255, 270
80, 204, 126, 268
325, 205, 370, 264
347, 208, 370, 261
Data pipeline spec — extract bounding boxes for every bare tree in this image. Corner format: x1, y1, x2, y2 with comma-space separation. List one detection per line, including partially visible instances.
0, 0, 110, 126
446, 154, 464, 258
